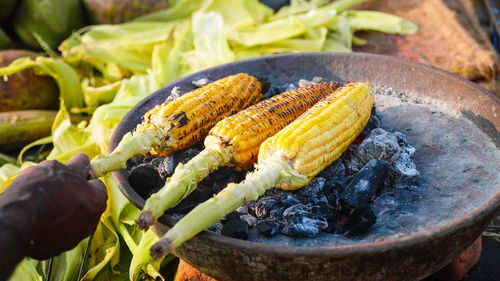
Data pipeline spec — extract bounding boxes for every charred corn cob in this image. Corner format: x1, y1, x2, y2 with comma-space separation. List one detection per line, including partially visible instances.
91, 73, 262, 177
149, 82, 373, 258
137, 82, 342, 229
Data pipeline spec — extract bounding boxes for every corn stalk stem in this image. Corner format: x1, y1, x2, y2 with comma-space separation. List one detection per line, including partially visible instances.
90, 130, 156, 178
138, 144, 233, 229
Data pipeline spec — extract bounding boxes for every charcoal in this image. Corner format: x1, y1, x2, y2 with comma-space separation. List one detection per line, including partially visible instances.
360, 114, 381, 139
126, 156, 147, 170
263, 188, 290, 201
319, 159, 346, 180
309, 195, 328, 206
283, 204, 307, 220
323, 179, 342, 203
339, 159, 392, 211
167, 182, 214, 214
393, 132, 415, 156
246, 201, 257, 217
192, 78, 212, 87
207, 222, 223, 234
269, 205, 284, 219
128, 164, 163, 198
256, 219, 282, 237
325, 221, 346, 234
287, 211, 328, 229
282, 211, 328, 238
282, 194, 302, 207
222, 211, 240, 223
173, 148, 202, 165
298, 177, 326, 197
357, 128, 402, 165
345, 206, 376, 236
240, 214, 258, 227
282, 223, 320, 237
236, 205, 249, 215
312, 201, 340, 222
254, 197, 279, 219
392, 153, 419, 188
221, 219, 249, 239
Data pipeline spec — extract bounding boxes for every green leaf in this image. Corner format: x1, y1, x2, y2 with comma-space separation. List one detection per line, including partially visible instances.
8, 259, 42, 281
346, 10, 419, 34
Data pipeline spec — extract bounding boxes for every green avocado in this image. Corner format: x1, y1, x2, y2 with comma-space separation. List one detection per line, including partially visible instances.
13, 0, 86, 50
83, 0, 167, 24
0, 50, 59, 112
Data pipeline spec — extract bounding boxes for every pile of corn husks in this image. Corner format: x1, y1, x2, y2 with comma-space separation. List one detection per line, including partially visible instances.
0, 0, 417, 280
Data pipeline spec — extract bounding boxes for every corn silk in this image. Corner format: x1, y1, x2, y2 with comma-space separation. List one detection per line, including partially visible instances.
0, 0, 417, 280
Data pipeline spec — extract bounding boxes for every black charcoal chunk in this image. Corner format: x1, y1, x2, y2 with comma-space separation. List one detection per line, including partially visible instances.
222, 212, 240, 223
345, 206, 376, 236
298, 177, 326, 197
360, 114, 381, 139
339, 159, 392, 211
150, 157, 175, 178
393, 153, 419, 188
319, 160, 346, 181
236, 205, 249, 215
255, 197, 279, 219
323, 179, 342, 203
255, 76, 270, 94
282, 212, 327, 237
263, 188, 290, 201
126, 156, 146, 170
282, 223, 320, 237
326, 221, 345, 234
269, 205, 284, 219
309, 195, 328, 206
207, 222, 223, 234
357, 128, 402, 165
192, 78, 212, 87
128, 164, 163, 199
393, 132, 415, 156
240, 214, 258, 227
221, 219, 249, 239
173, 148, 202, 164
256, 219, 282, 237
282, 194, 302, 207
312, 201, 340, 222
283, 204, 307, 220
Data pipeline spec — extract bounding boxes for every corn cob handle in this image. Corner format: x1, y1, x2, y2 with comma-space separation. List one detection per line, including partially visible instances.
137, 82, 342, 229
90, 73, 262, 177
150, 82, 374, 258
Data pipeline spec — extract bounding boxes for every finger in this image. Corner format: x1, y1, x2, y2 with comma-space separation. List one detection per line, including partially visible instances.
88, 179, 108, 211
65, 153, 91, 179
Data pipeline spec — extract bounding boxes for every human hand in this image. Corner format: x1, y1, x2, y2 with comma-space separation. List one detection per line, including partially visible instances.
0, 153, 107, 259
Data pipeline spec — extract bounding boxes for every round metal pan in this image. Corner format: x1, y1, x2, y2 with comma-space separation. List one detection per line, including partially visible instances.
110, 53, 500, 281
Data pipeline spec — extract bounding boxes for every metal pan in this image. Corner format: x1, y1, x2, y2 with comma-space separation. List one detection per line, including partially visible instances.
110, 53, 500, 281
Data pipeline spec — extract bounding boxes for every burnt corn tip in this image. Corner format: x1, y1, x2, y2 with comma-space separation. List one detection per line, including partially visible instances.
137, 211, 154, 230
150, 238, 174, 260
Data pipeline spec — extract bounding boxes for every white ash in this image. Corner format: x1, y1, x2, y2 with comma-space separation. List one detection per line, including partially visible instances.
192, 78, 212, 88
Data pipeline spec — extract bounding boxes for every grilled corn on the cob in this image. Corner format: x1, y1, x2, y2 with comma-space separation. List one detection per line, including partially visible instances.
137, 82, 342, 229
150, 82, 374, 258
90, 73, 262, 177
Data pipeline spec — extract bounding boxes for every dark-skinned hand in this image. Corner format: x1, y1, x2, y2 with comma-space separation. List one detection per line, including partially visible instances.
0, 153, 107, 281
